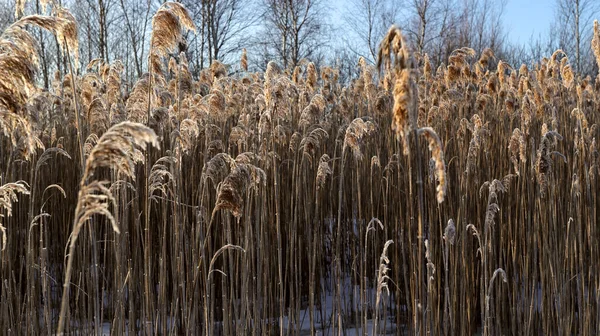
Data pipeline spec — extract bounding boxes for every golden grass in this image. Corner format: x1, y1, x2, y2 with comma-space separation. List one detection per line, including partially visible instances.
0, 4, 599, 336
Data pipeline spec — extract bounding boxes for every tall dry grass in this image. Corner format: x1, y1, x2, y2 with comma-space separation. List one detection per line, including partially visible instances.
0, 3, 599, 335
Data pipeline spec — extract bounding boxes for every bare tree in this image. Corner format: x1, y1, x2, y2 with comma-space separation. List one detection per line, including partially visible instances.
452, 0, 507, 54
409, 0, 435, 53
343, 0, 398, 62
205, 0, 254, 63
72, 0, 118, 65
553, 0, 599, 74
118, 0, 151, 78
259, 0, 329, 68
0, 1, 12, 33
178, 0, 254, 74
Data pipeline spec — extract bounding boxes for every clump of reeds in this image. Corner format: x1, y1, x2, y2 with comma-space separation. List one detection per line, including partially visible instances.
214, 163, 265, 219
508, 128, 526, 175
57, 122, 158, 335
0, 181, 30, 251
377, 26, 418, 153
593, 20, 600, 69
373, 240, 393, 335
316, 153, 332, 190
241, 48, 248, 72
2, 7, 600, 336
418, 127, 446, 203
535, 130, 564, 197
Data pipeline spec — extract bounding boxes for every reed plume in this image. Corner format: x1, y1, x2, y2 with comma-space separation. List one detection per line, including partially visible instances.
151, 2, 196, 57
149, 156, 177, 203
343, 117, 376, 161
214, 163, 265, 219
241, 48, 248, 72
300, 127, 328, 163
149, 2, 195, 83
306, 62, 317, 92
373, 240, 393, 335
57, 122, 159, 335
0, 12, 77, 112
0, 181, 30, 251
593, 20, 600, 69
508, 128, 526, 175
316, 154, 332, 189
378, 26, 417, 153
418, 127, 446, 203
444, 219, 456, 246
535, 130, 564, 197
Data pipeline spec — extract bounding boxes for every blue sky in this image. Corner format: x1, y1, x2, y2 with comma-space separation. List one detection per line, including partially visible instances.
330, 0, 555, 45
504, 0, 554, 43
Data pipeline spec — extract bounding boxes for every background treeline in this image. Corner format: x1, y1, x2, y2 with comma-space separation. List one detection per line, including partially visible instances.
0, 0, 598, 85
1, 0, 600, 335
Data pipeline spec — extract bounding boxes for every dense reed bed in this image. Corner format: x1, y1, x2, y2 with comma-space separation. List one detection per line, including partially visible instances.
0, 2, 599, 335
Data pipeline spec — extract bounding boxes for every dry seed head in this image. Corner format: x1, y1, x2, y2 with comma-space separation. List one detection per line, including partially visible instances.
464, 114, 488, 175
446, 64, 461, 84
301, 128, 328, 164
87, 97, 108, 134
449, 54, 467, 67
0, 181, 30, 221
376, 240, 394, 299
550, 49, 565, 67
393, 69, 417, 152
0, 55, 36, 111
377, 25, 410, 72
84, 122, 159, 181
229, 126, 248, 148
215, 163, 265, 219
306, 62, 317, 92
343, 118, 376, 161
455, 47, 476, 58
215, 165, 249, 219
316, 154, 332, 189
0, 12, 79, 110
479, 48, 495, 69
371, 155, 380, 172
521, 91, 534, 136
210, 60, 227, 79
480, 179, 506, 199
149, 156, 177, 201
535, 130, 563, 197
486, 268, 508, 313
70, 120, 154, 264
299, 103, 320, 128
241, 48, 248, 71
570, 108, 589, 130
72, 181, 118, 239
162, 1, 196, 33
487, 73, 499, 94
10, 10, 78, 64
561, 63, 574, 88
203, 153, 234, 187
289, 132, 301, 153
168, 56, 177, 75
418, 127, 446, 203
366, 218, 384, 234
508, 128, 526, 175
150, 10, 180, 56
53, 7, 79, 65
518, 64, 529, 78
292, 66, 301, 84
444, 219, 456, 245
593, 20, 600, 69
423, 54, 432, 80
466, 224, 482, 257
